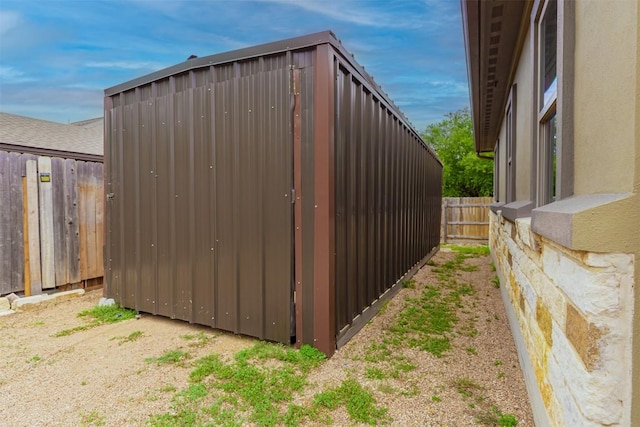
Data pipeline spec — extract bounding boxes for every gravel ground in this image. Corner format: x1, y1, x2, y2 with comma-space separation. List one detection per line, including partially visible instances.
0, 248, 533, 426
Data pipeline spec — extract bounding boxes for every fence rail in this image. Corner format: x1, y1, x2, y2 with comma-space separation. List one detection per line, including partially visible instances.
441, 197, 492, 243
0, 151, 103, 296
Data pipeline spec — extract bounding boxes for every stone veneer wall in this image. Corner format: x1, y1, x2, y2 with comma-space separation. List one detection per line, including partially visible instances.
490, 211, 634, 426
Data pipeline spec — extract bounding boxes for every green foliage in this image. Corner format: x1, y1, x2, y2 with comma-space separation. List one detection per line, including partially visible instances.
150, 342, 334, 427
422, 108, 493, 197
110, 330, 143, 345
54, 304, 136, 337
314, 378, 389, 425
146, 350, 190, 365
78, 304, 137, 323
476, 405, 519, 426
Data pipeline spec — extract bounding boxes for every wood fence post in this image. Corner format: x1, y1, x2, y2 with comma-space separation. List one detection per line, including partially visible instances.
442, 199, 448, 243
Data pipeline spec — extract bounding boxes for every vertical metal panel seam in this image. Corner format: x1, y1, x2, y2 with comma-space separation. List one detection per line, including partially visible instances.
188, 86, 196, 323
209, 66, 218, 327
133, 91, 142, 312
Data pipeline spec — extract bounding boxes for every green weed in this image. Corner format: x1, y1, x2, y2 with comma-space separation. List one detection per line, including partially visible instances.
365, 367, 386, 380
55, 304, 135, 337
476, 405, 518, 426
181, 331, 214, 347
80, 410, 106, 426
314, 378, 389, 425
491, 276, 501, 288
453, 377, 482, 398
110, 330, 143, 345
150, 342, 332, 427
444, 244, 490, 257
403, 279, 417, 289
146, 349, 190, 365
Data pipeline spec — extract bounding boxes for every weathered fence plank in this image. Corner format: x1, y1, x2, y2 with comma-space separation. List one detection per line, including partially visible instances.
0, 151, 11, 294
94, 162, 104, 279
10, 153, 24, 293
84, 162, 98, 279
64, 158, 80, 284
52, 157, 68, 286
38, 156, 55, 289
26, 160, 42, 294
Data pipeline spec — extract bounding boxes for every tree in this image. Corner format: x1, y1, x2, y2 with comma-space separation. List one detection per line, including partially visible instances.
422, 108, 493, 197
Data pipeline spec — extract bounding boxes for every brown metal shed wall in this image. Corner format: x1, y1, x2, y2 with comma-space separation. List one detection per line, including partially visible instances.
105, 53, 297, 343
332, 52, 442, 345
104, 32, 443, 353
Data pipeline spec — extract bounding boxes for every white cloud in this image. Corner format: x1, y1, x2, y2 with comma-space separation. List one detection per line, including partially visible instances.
258, 0, 422, 29
0, 10, 21, 37
0, 66, 35, 83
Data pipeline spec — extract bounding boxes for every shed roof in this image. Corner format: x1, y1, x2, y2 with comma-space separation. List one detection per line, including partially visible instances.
0, 112, 103, 162
104, 30, 412, 130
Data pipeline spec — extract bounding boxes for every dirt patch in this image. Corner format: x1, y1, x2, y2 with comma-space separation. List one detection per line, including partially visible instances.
0, 248, 533, 426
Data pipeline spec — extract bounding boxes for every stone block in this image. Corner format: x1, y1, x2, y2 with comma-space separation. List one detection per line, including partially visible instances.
12, 294, 55, 311
542, 245, 627, 316
6, 293, 20, 305
565, 303, 601, 371
0, 309, 15, 316
52, 289, 85, 302
0, 297, 10, 311
551, 324, 623, 425
582, 252, 633, 272
536, 300, 553, 346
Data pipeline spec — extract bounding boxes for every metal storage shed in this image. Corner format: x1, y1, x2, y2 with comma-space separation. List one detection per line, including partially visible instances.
104, 31, 442, 356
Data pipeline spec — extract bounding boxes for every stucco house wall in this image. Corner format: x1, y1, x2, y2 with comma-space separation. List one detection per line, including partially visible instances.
462, 1, 640, 426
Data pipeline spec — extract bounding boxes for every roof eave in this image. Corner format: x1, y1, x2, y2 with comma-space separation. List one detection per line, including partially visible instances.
460, 0, 530, 153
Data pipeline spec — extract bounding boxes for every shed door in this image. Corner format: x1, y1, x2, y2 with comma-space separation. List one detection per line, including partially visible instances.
105, 70, 293, 343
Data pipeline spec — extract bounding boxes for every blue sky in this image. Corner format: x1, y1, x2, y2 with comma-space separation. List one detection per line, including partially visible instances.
0, 0, 469, 132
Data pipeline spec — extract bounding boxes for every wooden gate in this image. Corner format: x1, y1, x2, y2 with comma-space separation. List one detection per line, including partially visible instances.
0, 151, 104, 296
441, 197, 492, 243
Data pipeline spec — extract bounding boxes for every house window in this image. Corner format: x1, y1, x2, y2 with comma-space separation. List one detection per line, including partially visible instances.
537, 0, 558, 205
505, 84, 516, 203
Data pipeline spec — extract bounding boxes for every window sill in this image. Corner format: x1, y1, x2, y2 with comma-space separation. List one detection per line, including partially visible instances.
501, 200, 534, 223
531, 193, 637, 252
489, 202, 505, 214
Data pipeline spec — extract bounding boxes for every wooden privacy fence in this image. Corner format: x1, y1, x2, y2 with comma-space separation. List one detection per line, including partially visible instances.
441, 197, 492, 243
0, 151, 104, 296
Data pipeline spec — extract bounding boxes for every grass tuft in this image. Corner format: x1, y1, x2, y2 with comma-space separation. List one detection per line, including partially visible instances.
54, 304, 136, 337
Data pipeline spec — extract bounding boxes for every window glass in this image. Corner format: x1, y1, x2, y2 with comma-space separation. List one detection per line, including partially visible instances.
545, 113, 557, 202
541, 0, 557, 108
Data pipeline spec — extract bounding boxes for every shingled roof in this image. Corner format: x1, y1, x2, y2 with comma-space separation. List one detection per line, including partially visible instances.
0, 112, 103, 161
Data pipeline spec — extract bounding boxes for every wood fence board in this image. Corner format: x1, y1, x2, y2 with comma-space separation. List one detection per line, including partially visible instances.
0, 151, 12, 294
77, 162, 88, 279
38, 156, 55, 289
64, 158, 80, 283
86, 163, 98, 279
51, 157, 68, 286
26, 160, 42, 294
10, 152, 24, 293
94, 162, 104, 278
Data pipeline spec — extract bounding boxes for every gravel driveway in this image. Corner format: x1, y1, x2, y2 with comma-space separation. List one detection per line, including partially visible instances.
0, 246, 533, 426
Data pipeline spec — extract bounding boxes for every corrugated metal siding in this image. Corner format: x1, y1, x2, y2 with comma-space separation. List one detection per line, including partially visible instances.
333, 58, 442, 342
105, 55, 295, 342
105, 32, 442, 353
